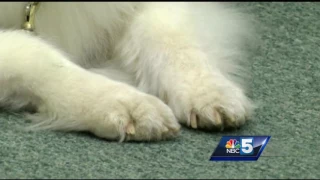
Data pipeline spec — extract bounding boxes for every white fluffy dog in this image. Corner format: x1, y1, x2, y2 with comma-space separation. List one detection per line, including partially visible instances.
0, 2, 256, 142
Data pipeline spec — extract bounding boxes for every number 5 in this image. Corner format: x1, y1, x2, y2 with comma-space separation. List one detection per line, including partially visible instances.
240, 138, 254, 155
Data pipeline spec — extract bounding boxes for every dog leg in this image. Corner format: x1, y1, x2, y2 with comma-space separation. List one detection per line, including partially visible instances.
114, 2, 255, 130
0, 30, 180, 141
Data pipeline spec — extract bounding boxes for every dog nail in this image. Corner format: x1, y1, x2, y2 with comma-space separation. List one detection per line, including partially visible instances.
190, 112, 198, 129
126, 122, 135, 135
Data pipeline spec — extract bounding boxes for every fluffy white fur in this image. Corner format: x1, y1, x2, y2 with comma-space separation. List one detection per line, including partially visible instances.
0, 2, 256, 142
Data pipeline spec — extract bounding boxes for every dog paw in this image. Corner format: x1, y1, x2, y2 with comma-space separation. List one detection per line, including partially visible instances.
168, 76, 254, 131
26, 75, 180, 142
91, 91, 181, 142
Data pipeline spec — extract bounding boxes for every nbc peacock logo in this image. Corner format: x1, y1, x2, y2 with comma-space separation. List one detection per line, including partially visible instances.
225, 139, 241, 153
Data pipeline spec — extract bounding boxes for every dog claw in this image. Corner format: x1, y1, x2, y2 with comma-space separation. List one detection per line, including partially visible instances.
126, 122, 135, 135
214, 109, 225, 131
213, 109, 222, 126
190, 111, 198, 129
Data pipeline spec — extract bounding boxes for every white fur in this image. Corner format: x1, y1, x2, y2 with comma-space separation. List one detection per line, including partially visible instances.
0, 2, 256, 142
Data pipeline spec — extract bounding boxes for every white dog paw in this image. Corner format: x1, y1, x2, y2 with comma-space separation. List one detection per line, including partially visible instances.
169, 77, 254, 131
25, 76, 180, 142
92, 92, 181, 142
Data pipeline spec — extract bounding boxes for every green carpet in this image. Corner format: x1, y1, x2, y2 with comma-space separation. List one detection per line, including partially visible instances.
1, 2, 319, 179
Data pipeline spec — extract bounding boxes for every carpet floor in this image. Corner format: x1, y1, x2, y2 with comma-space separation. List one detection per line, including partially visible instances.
0, 2, 319, 179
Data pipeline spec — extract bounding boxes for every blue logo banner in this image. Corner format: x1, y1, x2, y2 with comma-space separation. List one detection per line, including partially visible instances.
210, 136, 271, 161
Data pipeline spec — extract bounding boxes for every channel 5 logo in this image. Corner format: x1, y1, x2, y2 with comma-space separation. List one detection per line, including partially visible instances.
210, 136, 271, 161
